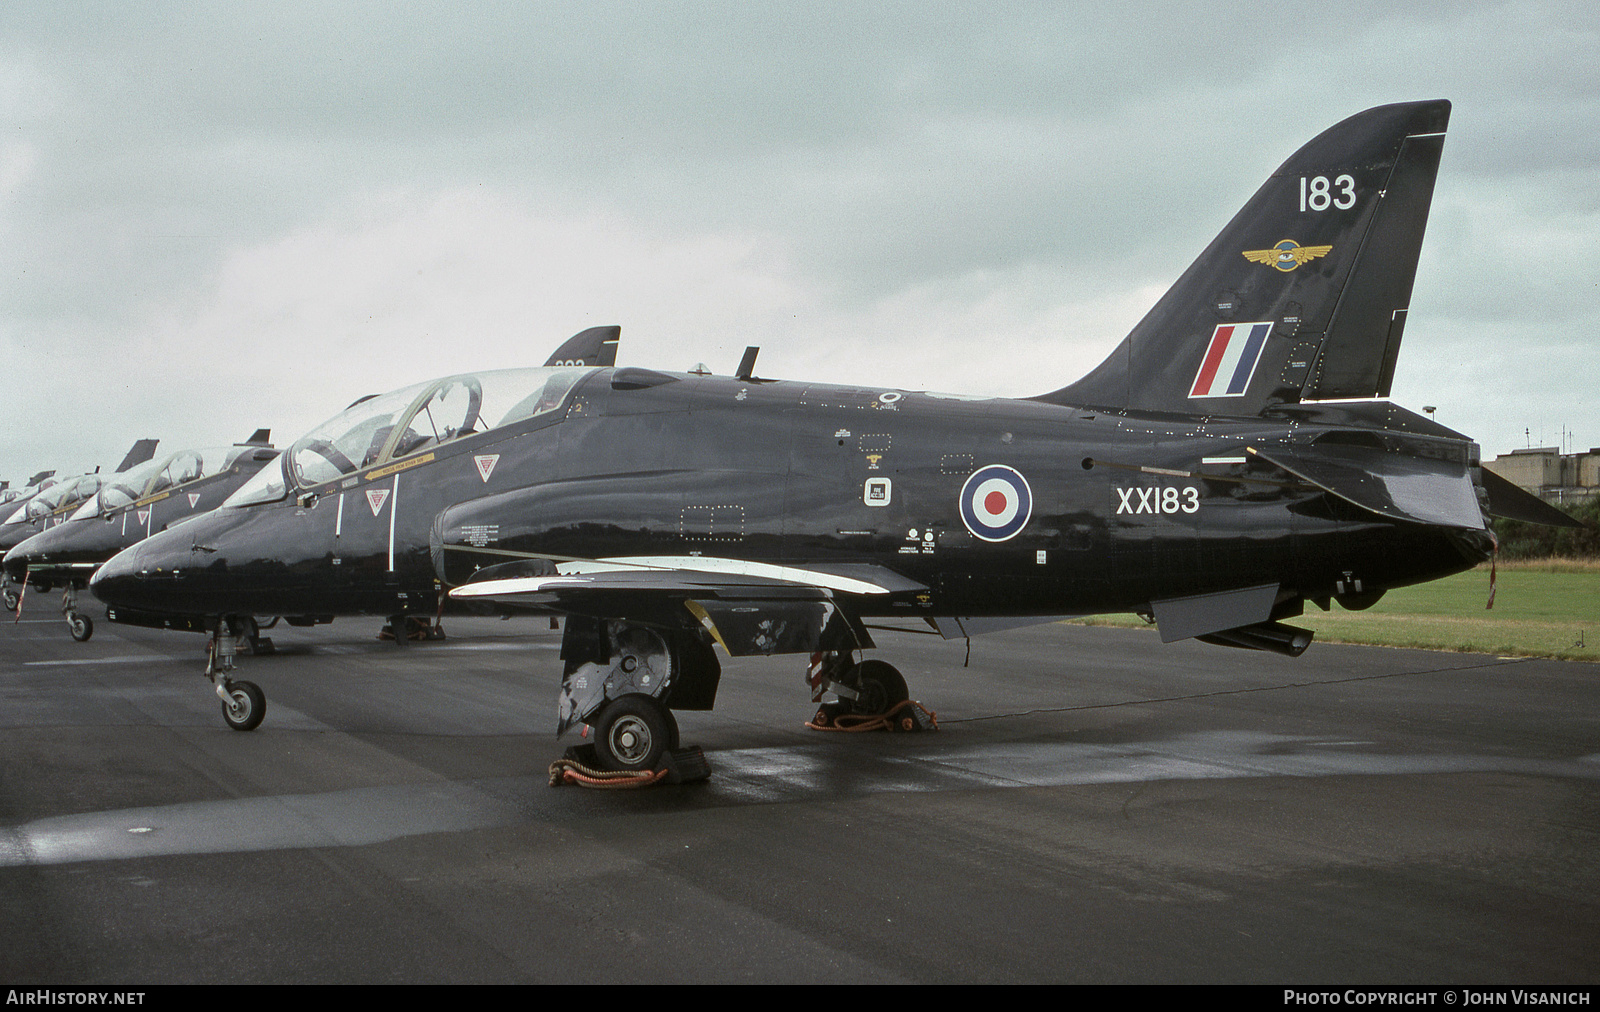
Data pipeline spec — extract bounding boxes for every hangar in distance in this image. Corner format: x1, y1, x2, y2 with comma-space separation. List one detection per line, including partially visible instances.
90, 100, 1579, 774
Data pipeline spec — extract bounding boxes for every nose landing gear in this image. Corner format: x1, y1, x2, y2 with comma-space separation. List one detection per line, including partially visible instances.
206, 617, 267, 732
62, 584, 93, 641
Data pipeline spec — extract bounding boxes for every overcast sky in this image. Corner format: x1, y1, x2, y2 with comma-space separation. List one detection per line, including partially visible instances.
1, 1, 1595, 482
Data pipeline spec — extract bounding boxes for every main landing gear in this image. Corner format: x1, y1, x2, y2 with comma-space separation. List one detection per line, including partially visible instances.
379, 614, 446, 644
205, 616, 269, 731
806, 652, 932, 732
551, 619, 712, 785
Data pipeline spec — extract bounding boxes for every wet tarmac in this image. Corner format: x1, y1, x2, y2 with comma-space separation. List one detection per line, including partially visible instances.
3, 595, 1598, 983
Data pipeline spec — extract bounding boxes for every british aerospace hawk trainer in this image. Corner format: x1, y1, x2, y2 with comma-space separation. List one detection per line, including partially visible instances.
2, 440, 160, 612
3, 431, 278, 640
92, 101, 1576, 769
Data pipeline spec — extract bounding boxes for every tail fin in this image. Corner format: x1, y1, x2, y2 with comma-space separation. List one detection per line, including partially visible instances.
240, 428, 272, 446
1040, 100, 1450, 415
114, 439, 160, 473
544, 325, 620, 368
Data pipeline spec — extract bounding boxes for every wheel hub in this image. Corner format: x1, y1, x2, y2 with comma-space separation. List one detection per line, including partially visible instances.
609, 716, 652, 763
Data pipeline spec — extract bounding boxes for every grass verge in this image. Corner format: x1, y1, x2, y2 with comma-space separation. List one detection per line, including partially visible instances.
1069, 562, 1599, 662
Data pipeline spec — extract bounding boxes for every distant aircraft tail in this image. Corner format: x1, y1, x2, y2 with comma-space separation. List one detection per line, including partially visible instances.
114, 439, 161, 473
544, 326, 620, 368
1039, 100, 1450, 416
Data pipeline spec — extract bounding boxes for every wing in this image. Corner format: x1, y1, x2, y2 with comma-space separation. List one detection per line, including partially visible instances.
450, 556, 926, 656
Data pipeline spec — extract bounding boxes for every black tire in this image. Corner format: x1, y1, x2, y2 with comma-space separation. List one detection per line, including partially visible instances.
844, 659, 909, 716
3, 589, 17, 612
68, 612, 93, 642
592, 695, 678, 772
221, 680, 267, 732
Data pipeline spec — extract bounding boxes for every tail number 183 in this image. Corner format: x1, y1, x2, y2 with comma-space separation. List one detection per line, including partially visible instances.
1300, 174, 1356, 212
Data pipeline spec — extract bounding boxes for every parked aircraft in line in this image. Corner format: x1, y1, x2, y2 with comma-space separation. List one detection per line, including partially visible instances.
7, 326, 619, 639
2, 441, 160, 611
74, 325, 620, 646
3, 432, 278, 640
91, 102, 1580, 773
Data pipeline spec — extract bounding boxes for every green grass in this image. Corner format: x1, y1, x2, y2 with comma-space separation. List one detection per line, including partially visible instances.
1070, 562, 1600, 662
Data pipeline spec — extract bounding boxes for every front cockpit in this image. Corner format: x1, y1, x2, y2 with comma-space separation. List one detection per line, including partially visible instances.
225, 366, 595, 508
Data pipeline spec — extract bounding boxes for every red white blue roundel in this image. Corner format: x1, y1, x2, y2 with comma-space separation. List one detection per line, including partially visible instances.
959, 465, 1033, 542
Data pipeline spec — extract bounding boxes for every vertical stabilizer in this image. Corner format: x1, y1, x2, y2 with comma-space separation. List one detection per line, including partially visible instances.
1040, 101, 1449, 415
115, 439, 160, 473
544, 326, 621, 368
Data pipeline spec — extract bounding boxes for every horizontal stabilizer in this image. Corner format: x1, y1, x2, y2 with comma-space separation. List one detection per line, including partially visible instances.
1481, 468, 1586, 529
1247, 443, 1484, 530
543, 325, 620, 368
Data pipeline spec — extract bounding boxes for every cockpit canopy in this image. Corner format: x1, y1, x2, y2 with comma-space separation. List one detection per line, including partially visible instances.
67, 445, 265, 521
224, 366, 594, 508
4, 473, 103, 525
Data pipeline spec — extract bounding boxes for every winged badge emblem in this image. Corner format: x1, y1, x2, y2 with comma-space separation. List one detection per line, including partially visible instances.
1242, 239, 1333, 272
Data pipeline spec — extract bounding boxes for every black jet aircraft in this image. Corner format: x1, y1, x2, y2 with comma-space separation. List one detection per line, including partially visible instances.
2, 441, 159, 611
3, 432, 278, 640
91, 102, 1579, 769
75, 325, 620, 656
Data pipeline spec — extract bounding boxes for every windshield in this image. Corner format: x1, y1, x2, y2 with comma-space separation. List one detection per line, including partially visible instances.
264, 366, 592, 496
224, 454, 288, 509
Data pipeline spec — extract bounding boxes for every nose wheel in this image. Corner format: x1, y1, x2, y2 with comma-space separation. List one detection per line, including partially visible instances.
221, 680, 266, 731
205, 617, 269, 731
60, 585, 94, 641
68, 611, 93, 642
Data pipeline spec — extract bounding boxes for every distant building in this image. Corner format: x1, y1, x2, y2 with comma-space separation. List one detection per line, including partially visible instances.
1484, 447, 1600, 505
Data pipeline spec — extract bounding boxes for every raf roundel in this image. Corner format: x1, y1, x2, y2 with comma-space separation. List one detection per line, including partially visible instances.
959, 465, 1033, 542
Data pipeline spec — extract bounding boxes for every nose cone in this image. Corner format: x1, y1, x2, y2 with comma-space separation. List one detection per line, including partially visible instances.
5, 519, 112, 583
89, 507, 294, 617
0, 517, 40, 556
2, 541, 26, 583
90, 533, 192, 613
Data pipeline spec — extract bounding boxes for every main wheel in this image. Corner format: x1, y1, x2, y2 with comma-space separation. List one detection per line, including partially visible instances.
592, 695, 678, 772
68, 612, 93, 642
3, 588, 18, 612
221, 680, 267, 732
844, 659, 909, 716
